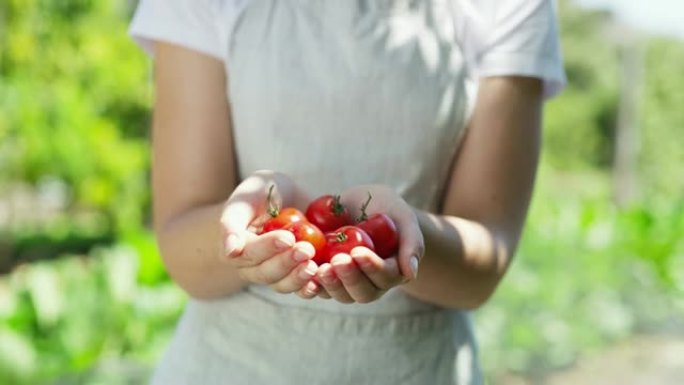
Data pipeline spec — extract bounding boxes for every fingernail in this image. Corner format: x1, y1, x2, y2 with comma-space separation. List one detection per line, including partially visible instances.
321, 270, 337, 285
409, 256, 419, 279
331, 253, 350, 266
356, 257, 372, 269
304, 281, 318, 296
293, 248, 310, 262
300, 261, 317, 279
275, 238, 293, 250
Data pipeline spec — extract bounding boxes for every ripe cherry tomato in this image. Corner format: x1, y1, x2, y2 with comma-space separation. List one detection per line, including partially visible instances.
305, 194, 353, 233
262, 207, 306, 234
259, 185, 305, 234
284, 221, 327, 258
358, 213, 399, 259
317, 226, 375, 264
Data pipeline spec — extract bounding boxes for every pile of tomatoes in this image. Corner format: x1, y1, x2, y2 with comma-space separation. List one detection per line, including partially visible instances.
259, 187, 399, 265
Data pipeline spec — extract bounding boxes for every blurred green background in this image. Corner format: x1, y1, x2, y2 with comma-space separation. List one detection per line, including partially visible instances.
0, 0, 682, 384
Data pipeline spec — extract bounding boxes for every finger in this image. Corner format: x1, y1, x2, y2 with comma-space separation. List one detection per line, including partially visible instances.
221, 200, 256, 234
351, 247, 403, 290
394, 214, 424, 280
266, 246, 317, 292
241, 241, 313, 284
296, 280, 321, 299
331, 254, 379, 304
221, 198, 259, 258
221, 176, 285, 257
247, 212, 273, 233
222, 230, 248, 260
317, 262, 354, 304
310, 274, 331, 299
232, 230, 296, 268
316, 287, 331, 299
258, 241, 315, 281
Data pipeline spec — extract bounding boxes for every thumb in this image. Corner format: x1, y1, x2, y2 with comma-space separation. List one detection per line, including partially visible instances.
397, 220, 424, 280
220, 199, 257, 258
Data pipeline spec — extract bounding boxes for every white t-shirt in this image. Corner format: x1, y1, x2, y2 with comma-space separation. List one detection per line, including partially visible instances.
128, 3, 566, 383
129, 0, 567, 99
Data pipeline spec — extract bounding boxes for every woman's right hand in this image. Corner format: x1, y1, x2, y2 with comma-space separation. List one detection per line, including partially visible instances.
219, 170, 321, 298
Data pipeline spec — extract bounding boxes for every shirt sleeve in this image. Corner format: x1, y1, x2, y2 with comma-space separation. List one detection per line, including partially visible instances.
464, 0, 567, 99
128, 0, 225, 60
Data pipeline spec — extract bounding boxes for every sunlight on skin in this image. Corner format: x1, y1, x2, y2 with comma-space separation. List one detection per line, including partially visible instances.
390, 208, 516, 308
448, 217, 507, 273
337, 185, 424, 275
223, 177, 513, 304
221, 170, 310, 235
425, 213, 510, 274
220, 200, 255, 228
219, 176, 533, 304
216, 171, 327, 298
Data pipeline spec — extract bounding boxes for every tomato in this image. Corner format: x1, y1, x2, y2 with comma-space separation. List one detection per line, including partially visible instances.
317, 226, 375, 264
262, 207, 306, 234
305, 194, 353, 233
259, 185, 305, 234
358, 213, 399, 259
284, 221, 327, 258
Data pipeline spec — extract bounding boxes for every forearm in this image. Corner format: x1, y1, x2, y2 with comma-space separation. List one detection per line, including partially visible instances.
400, 209, 515, 310
156, 202, 247, 300
400, 78, 543, 309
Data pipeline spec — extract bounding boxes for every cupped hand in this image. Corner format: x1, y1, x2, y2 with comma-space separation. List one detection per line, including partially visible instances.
315, 246, 406, 303
219, 170, 321, 298
315, 184, 425, 304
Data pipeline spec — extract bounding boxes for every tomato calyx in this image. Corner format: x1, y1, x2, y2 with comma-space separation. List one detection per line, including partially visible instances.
306, 194, 353, 233
266, 184, 279, 217
354, 192, 399, 259
333, 232, 348, 243
331, 195, 346, 217
321, 226, 375, 263
356, 192, 373, 222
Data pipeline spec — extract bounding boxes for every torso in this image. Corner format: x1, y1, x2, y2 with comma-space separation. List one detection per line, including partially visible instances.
152, 1, 482, 383
227, 0, 469, 212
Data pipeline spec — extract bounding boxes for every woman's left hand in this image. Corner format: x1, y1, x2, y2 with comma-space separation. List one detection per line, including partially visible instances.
314, 185, 424, 304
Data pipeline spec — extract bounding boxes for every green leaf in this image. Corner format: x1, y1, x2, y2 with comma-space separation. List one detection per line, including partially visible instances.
0, 327, 38, 383
26, 262, 64, 328
101, 246, 138, 305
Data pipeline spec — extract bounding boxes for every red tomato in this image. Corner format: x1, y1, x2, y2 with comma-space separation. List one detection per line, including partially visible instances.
305, 194, 353, 233
262, 207, 305, 234
284, 221, 327, 258
317, 226, 375, 264
358, 213, 399, 259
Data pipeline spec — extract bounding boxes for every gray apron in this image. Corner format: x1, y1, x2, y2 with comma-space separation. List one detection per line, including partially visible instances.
152, 0, 481, 383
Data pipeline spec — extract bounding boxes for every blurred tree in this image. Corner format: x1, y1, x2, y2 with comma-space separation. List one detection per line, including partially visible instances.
0, 0, 151, 246
544, 0, 620, 170
640, 37, 684, 203
612, 33, 642, 207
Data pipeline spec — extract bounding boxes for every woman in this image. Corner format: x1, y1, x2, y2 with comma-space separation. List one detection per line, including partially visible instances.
130, 0, 566, 383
